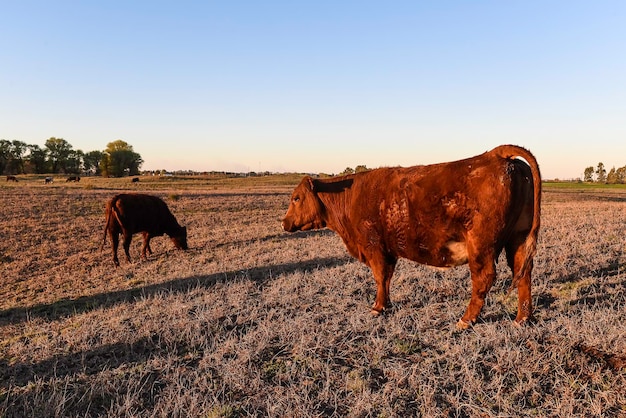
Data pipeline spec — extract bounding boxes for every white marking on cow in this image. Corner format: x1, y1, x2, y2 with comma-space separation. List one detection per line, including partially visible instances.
445, 241, 468, 266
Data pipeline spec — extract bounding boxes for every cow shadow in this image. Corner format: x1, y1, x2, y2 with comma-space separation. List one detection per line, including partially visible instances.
211, 229, 336, 250
551, 259, 623, 285
532, 259, 624, 312
0, 335, 196, 415
0, 255, 353, 327
0, 335, 165, 390
475, 259, 624, 324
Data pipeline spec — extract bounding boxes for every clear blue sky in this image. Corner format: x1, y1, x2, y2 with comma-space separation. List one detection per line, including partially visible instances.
2, 1, 625, 179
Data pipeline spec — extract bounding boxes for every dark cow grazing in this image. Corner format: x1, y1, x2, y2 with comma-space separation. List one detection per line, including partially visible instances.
131, 177, 139, 183
282, 145, 541, 328
44, 177, 53, 184
102, 193, 188, 267
6, 175, 17, 182
66, 176, 80, 182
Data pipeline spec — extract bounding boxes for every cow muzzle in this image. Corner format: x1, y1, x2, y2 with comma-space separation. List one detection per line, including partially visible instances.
282, 219, 297, 232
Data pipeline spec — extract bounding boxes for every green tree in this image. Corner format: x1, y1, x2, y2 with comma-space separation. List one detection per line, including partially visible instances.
27, 145, 49, 174
616, 166, 626, 184
596, 162, 606, 183
583, 166, 595, 182
8, 140, 28, 174
606, 167, 618, 184
65, 149, 84, 174
355, 165, 370, 173
340, 167, 355, 176
45, 137, 73, 173
0, 140, 11, 174
101, 140, 143, 177
83, 150, 104, 175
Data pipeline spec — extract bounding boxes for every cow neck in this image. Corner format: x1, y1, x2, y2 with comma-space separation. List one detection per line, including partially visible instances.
313, 176, 355, 236
164, 217, 182, 235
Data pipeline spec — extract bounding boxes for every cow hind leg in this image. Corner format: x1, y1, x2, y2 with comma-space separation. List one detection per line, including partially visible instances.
458, 251, 497, 329
111, 232, 121, 267
368, 254, 397, 315
505, 237, 533, 325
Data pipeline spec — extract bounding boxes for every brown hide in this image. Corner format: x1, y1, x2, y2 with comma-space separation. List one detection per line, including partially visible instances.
282, 145, 541, 328
102, 193, 188, 266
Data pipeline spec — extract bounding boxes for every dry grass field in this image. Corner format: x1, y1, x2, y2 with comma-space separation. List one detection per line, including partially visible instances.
1, 176, 625, 417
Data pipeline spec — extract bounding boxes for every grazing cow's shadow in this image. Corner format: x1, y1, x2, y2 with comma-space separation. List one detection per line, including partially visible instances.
0, 255, 353, 327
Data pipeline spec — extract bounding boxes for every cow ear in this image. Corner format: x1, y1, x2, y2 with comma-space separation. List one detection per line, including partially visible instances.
306, 176, 315, 192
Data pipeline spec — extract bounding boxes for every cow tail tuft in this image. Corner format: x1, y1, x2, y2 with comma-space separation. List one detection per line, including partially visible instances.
492, 145, 542, 294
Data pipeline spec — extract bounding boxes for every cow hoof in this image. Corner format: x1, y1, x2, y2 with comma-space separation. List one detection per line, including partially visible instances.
456, 319, 472, 330
513, 316, 531, 328
370, 308, 383, 316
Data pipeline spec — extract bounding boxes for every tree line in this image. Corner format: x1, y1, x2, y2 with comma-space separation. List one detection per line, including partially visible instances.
0, 138, 143, 177
583, 162, 626, 184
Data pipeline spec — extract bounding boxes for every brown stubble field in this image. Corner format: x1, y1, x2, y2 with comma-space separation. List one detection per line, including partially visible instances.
0, 176, 625, 417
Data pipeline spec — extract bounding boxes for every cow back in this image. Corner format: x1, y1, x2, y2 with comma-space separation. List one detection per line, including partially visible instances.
109, 194, 183, 238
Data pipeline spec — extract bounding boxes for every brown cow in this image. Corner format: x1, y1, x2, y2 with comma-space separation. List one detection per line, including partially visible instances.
6, 175, 17, 182
102, 193, 188, 267
66, 176, 80, 182
282, 145, 541, 328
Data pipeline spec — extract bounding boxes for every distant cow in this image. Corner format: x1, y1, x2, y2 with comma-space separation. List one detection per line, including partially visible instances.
66, 176, 80, 182
6, 175, 17, 182
44, 177, 53, 184
102, 193, 188, 267
131, 177, 139, 183
282, 145, 541, 328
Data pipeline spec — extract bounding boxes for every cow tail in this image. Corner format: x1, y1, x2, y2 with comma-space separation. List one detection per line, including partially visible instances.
101, 196, 120, 251
102, 199, 113, 250
492, 145, 542, 294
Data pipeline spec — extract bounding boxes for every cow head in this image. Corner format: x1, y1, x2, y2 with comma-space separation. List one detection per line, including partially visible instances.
170, 226, 188, 250
282, 176, 326, 232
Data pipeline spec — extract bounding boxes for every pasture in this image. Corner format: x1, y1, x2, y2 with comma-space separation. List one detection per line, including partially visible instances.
1, 176, 625, 417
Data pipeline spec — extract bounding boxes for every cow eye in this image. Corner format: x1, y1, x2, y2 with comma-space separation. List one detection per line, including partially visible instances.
293, 196, 300, 203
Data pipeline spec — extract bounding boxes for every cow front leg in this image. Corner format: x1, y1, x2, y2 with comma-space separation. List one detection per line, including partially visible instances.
141, 232, 152, 260
368, 254, 397, 315
123, 233, 133, 264
458, 253, 496, 329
